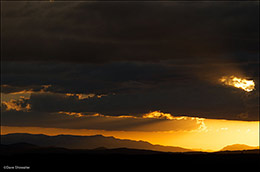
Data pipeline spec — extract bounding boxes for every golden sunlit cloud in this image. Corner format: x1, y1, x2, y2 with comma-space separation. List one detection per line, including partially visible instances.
219, 75, 255, 92
58, 111, 109, 118
66, 93, 96, 99
56, 111, 206, 132
58, 111, 85, 117
2, 99, 31, 112
1, 85, 52, 102
8, 90, 35, 95
142, 111, 207, 131
65, 93, 107, 99
59, 110, 206, 127
142, 111, 176, 120
58, 111, 136, 118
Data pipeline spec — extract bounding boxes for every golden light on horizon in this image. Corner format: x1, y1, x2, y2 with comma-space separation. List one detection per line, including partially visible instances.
219, 75, 255, 92
2, 119, 258, 152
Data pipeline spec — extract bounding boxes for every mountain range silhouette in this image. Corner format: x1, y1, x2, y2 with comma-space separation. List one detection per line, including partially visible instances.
1, 133, 190, 152
1, 133, 259, 171
2, 133, 259, 152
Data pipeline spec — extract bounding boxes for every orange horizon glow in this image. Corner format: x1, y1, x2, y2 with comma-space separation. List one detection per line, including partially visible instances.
1, 118, 259, 152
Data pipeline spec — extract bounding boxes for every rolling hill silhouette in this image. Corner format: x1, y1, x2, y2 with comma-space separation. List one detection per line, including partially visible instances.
1, 133, 190, 152
0, 142, 171, 156
220, 144, 259, 151
0, 141, 259, 171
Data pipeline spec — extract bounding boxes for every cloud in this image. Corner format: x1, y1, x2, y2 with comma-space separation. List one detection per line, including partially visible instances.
1, 87, 258, 121
1, 110, 206, 132
2, 98, 31, 112
1, 61, 191, 95
2, 1, 259, 63
1, 60, 259, 121
219, 75, 255, 92
2, 61, 258, 94
1, 2, 259, 122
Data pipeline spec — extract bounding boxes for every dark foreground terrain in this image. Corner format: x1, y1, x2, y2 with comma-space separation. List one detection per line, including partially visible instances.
0, 143, 259, 171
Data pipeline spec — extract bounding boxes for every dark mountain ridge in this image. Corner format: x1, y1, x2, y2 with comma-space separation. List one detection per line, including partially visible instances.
1, 133, 190, 152
0, 141, 259, 171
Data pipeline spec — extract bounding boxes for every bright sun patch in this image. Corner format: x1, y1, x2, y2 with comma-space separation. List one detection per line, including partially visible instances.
219, 76, 255, 92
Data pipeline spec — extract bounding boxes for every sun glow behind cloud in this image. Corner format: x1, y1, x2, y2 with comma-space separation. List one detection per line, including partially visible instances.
219, 76, 255, 92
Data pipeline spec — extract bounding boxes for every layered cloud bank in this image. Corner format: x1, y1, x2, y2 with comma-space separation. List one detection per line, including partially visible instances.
1, 1, 259, 131
1, 61, 259, 121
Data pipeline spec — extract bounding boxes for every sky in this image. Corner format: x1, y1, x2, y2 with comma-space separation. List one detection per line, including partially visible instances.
1, 1, 259, 151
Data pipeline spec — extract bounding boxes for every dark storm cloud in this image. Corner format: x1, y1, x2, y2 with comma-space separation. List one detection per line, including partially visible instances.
2, 60, 258, 93
27, 86, 258, 121
1, 61, 189, 94
1, 1, 259, 122
2, 83, 259, 121
2, 1, 259, 63
1, 60, 259, 121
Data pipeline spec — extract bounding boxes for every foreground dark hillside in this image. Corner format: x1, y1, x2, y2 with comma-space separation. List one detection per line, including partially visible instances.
0, 143, 259, 171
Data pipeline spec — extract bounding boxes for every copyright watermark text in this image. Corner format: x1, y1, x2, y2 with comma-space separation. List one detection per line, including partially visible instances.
3, 165, 30, 170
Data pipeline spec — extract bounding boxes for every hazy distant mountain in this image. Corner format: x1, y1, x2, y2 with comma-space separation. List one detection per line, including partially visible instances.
0, 143, 170, 156
220, 144, 259, 151
1, 133, 191, 152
